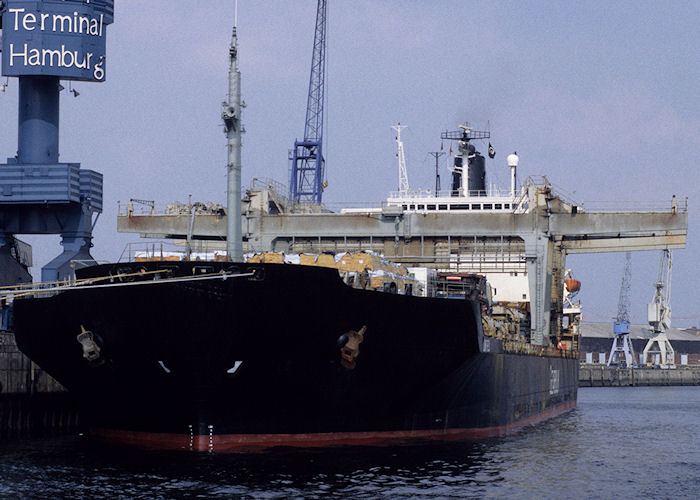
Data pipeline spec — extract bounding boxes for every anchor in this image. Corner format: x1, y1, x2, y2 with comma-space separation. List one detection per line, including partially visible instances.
76, 325, 103, 365
338, 325, 367, 370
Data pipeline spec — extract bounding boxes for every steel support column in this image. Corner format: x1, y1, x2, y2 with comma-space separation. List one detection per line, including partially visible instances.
524, 234, 553, 346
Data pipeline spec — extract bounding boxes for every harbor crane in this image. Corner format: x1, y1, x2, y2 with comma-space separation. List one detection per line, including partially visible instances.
289, 0, 328, 205
607, 252, 636, 367
0, 1, 114, 284
393, 123, 410, 194
642, 249, 675, 368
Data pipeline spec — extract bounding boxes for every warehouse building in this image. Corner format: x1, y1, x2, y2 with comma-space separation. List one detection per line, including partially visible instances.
580, 322, 700, 366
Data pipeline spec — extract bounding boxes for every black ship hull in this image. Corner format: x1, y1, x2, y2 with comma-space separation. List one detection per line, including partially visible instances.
12, 262, 578, 452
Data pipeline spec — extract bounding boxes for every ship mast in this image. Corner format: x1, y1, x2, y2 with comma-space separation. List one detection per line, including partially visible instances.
223, 22, 244, 262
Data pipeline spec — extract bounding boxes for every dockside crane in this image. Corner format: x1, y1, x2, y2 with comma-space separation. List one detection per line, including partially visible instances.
607, 252, 636, 367
393, 123, 410, 194
289, 0, 328, 206
642, 249, 675, 368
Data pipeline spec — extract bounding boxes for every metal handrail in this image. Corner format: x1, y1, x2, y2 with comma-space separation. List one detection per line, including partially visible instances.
1, 270, 253, 301
118, 241, 228, 263
579, 197, 688, 214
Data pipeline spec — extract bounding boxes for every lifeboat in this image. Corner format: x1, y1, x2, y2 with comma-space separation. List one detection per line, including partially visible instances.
564, 278, 581, 293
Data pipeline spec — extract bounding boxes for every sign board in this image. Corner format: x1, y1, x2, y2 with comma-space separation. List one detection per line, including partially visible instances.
1, 0, 114, 81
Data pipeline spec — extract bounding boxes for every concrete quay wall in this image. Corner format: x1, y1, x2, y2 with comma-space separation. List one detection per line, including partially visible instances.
579, 364, 700, 387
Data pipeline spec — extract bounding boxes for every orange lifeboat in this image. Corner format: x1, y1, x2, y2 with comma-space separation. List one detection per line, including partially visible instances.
564, 278, 581, 293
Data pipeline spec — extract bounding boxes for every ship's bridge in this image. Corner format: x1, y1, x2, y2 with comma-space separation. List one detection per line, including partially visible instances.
379, 187, 527, 214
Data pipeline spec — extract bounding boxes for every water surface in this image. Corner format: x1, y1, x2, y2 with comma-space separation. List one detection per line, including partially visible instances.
1, 387, 699, 498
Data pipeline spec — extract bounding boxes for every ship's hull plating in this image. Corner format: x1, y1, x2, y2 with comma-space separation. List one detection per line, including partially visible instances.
12, 262, 578, 452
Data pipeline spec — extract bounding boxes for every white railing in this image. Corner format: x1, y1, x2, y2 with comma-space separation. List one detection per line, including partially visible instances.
117, 241, 226, 263
578, 198, 687, 214
386, 186, 520, 200
117, 178, 686, 217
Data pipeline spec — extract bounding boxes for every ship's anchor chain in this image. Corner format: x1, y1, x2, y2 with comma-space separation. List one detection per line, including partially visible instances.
76, 325, 103, 366
337, 325, 367, 369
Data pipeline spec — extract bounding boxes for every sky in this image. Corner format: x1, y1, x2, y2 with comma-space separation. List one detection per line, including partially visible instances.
1, 0, 698, 327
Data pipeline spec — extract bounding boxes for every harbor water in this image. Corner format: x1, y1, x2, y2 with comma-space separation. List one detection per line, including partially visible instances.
1, 386, 699, 499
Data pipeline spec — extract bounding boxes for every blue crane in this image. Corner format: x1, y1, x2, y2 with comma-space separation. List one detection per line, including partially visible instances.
289, 0, 328, 205
607, 252, 637, 367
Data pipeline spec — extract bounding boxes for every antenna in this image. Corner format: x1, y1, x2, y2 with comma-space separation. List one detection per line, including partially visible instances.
428, 151, 445, 196
234, 0, 238, 28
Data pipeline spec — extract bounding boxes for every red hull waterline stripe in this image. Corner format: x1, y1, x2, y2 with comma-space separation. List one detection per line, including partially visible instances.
90, 400, 577, 453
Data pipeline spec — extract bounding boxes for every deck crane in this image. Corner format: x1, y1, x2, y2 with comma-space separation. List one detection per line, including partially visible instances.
607, 252, 637, 367
642, 249, 675, 368
289, 0, 328, 206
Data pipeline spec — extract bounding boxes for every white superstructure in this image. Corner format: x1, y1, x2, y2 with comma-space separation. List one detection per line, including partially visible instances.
384, 186, 528, 214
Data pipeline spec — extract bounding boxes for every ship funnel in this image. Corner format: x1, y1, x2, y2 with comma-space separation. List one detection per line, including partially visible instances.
507, 152, 519, 197
440, 124, 491, 197
466, 151, 486, 196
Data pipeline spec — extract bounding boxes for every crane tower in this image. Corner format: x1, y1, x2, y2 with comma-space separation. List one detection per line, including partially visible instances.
289, 0, 328, 205
393, 123, 410, 194
0, 1, 114, 284
642, 249, 675, 368
607, 252, 636, 367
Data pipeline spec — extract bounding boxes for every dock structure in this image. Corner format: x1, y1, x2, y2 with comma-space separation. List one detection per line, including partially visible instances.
0, 0, 114, 436
117, 177, 687, 348
0, 332, 79, 437
579, 322, 700, 366
579, 365, 700, 387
